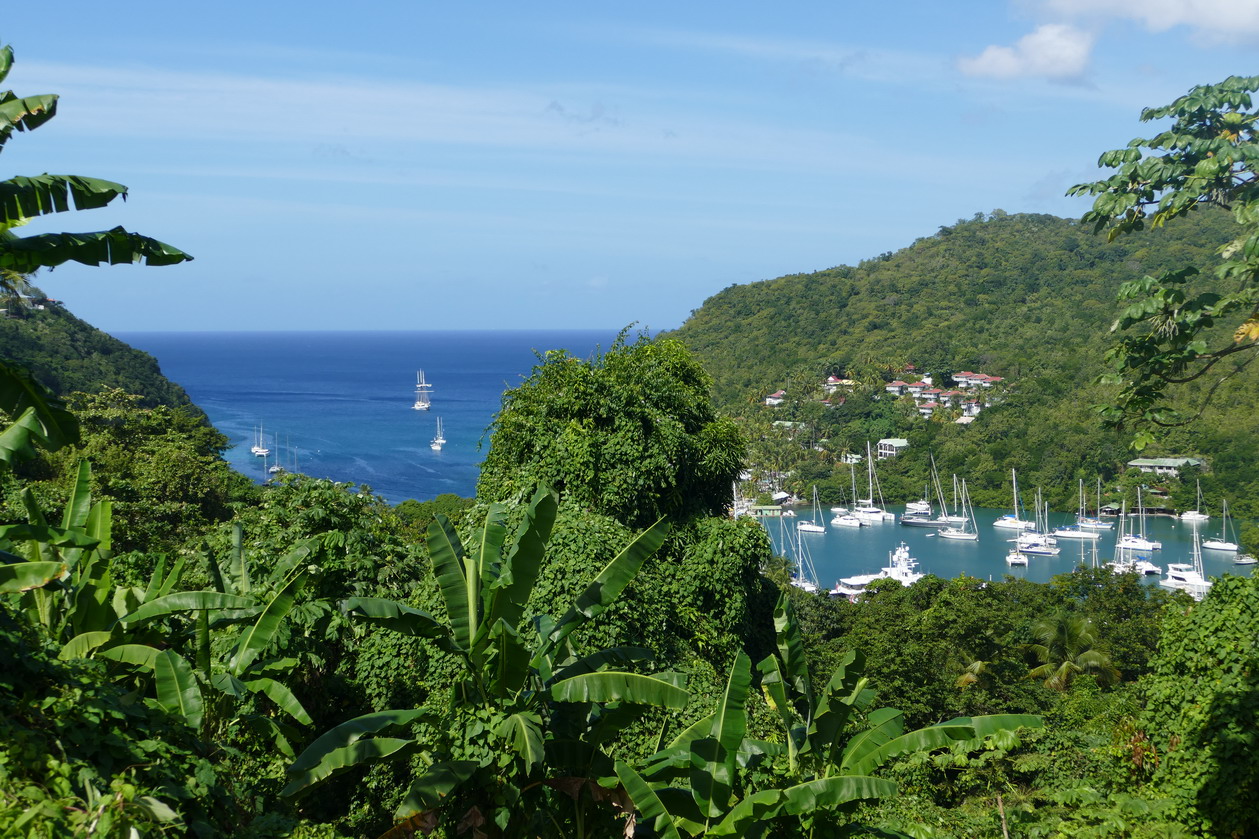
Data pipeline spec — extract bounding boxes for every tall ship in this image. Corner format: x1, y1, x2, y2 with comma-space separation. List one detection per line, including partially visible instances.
412, 370, 433, 411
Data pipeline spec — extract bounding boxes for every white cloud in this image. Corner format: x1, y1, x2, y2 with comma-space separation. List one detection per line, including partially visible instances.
958, 24, 1095, 80
1043, 0, 1259, 40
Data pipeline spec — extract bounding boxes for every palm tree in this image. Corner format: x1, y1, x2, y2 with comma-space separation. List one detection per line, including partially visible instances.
1027, 610, 1120, 691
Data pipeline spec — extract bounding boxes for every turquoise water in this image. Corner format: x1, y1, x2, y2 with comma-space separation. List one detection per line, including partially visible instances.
766, 504, 1254, 587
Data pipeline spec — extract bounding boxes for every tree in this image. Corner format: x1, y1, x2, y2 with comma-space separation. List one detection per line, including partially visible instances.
1026, 610, 1119, 691
1069, 75, 1259, 443
477, 332, 746, 528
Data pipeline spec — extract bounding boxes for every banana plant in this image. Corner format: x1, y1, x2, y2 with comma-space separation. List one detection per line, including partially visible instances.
615, 593, 1044, 837
284, 487, 688, 837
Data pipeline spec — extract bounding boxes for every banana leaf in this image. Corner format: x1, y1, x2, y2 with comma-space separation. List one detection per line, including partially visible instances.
614, 761, 685, 839
228, 560, 308, 677
0, 174, 128, 226
0, 226, 193, 273
286, 708, 431, 791
153, 649, 203, 729
243, 677, 313, 726
395, 760, 479, 818
551, 671, 689, 708
0, 560, 64, 593
123, 591, 256, 625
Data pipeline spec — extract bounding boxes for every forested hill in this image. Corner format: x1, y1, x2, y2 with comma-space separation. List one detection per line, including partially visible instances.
0, 299, 198, 413
671, 210, 1235, 405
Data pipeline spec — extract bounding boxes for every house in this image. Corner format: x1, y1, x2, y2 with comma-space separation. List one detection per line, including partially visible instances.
885, 380, 908, 396
954, 415, 975, 425
906, 381, 929, 396
840, 452, 864, 465
765, 389, 786, 406
1126, 457, 1203, 477
877, 438, 909, 459
917, 402, 938, 418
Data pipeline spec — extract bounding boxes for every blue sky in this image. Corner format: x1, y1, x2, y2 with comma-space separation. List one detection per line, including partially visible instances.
4, 1, 1257, 332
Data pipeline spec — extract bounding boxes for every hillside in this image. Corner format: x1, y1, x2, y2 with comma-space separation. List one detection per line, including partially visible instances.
672, 210, 1235, 405
669, 209, 1259, 517
0, 297, 200, 414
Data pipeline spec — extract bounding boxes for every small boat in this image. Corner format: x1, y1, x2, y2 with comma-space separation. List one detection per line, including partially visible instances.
1005, 549, 1028, 566
1180, 480, 1210, 522
1235, 555, 1258, 566
939, 479, 980, 542
250, 424, 271, 457
1054, 480, 1101, 540
788, 521, 820, 594
430, 417, 446, 451
993, 469, 1034, 531
1202, 499, 1239, 551
852, 443, 896, 522
413, 370, 433, 411
1077, 477, 1115, 530
1116, 488, 1162, 551
797, 485, 827, 533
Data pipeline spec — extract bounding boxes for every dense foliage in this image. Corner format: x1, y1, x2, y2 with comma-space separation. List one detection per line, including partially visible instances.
1069, 75, 1259, 439
478, 332, 746, 529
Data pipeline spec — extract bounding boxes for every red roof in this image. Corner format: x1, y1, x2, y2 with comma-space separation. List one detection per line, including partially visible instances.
921, 402, 939, 409
887, 380, 908, 387
909, 381, 929, 388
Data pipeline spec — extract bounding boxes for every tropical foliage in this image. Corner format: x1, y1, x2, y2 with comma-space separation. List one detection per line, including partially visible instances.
1069, 75, 1259, 440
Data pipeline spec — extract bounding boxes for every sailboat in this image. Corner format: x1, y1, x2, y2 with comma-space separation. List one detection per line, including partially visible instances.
831, 466, 865, 528
1202, 499, 1239, 551
1116, 488, 1162, 551
412, 370, 433, 411
1053, 479, 1102, 540
789, 523, 820, 594
993, 469, 1035, 530
430, 417, 446, 451
902, 456, 955, 528
1014, 490, 1060, 555
1179, 480, 1210, 522
1109, 500, 1161, 575
268, 432, 285, 474
798, 485, 827, 533
939, 479, 979, 541
1077, 477, 1114, 530
853, 443, 895, 522
250, 424, 271, 457
1160, 529, 1212, 599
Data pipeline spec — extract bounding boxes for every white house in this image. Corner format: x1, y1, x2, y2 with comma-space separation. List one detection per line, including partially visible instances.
877, 438, 909, 459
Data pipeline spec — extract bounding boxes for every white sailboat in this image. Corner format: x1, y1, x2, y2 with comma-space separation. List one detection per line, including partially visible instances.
1076, 477, 1114, 530
939, 479, 979, 542
1108, 501, 1161, 575
268, 432, 285, 474
1053, 480, 1102, 540
798, 485, 826, 533
1179, 480, 1210, 522
831, 466, 865, 528
250, 424, 271, 457
853, 442, 895, 522
1202, 499, 1239, 551
412, 370, 433, 411
789, 523, 820, 594
1115, 488, 1162, 551
430, 417, 446, 451
902, 456, 956, 528
993, 469, 1035, 530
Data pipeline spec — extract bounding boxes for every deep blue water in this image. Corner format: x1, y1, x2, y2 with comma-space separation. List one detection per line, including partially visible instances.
119, 330, 619, 503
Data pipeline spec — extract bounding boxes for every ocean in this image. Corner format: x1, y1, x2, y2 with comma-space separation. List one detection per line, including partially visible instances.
119, 329, 1252, 589
119, 330, 620, 503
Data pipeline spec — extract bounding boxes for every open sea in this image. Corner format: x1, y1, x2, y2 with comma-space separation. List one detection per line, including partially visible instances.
120, 330, 1253, 588
119, 330, 619, 504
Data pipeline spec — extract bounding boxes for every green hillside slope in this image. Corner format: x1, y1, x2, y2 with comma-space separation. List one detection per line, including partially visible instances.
673, 210, 1234, 405
0, 298, 198, 413
669, 210, 1259, 518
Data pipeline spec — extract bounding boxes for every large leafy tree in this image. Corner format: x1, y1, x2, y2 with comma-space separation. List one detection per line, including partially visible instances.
478, 332, 746, 528
1069, 75, 1259, 442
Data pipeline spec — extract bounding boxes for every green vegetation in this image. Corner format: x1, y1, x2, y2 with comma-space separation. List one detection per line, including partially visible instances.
2, 42, 1257, 838
1069, 75, 1259, 440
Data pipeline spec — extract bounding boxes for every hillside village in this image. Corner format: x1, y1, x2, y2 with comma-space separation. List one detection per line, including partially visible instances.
765, 367, 1008, 424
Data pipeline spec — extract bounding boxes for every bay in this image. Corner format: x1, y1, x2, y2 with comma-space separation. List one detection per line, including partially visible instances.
118, 330, 620, 503
769, 504, 1254, 588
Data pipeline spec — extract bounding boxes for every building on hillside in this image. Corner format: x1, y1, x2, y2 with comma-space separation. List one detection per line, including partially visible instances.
765, 389, 785, 406
1126, 457, 1203, 477
877, 438, 909, 459
885, 380, 908, 396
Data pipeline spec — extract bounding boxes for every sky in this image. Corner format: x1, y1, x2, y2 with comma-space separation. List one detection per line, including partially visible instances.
4, 1, 1258, 332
